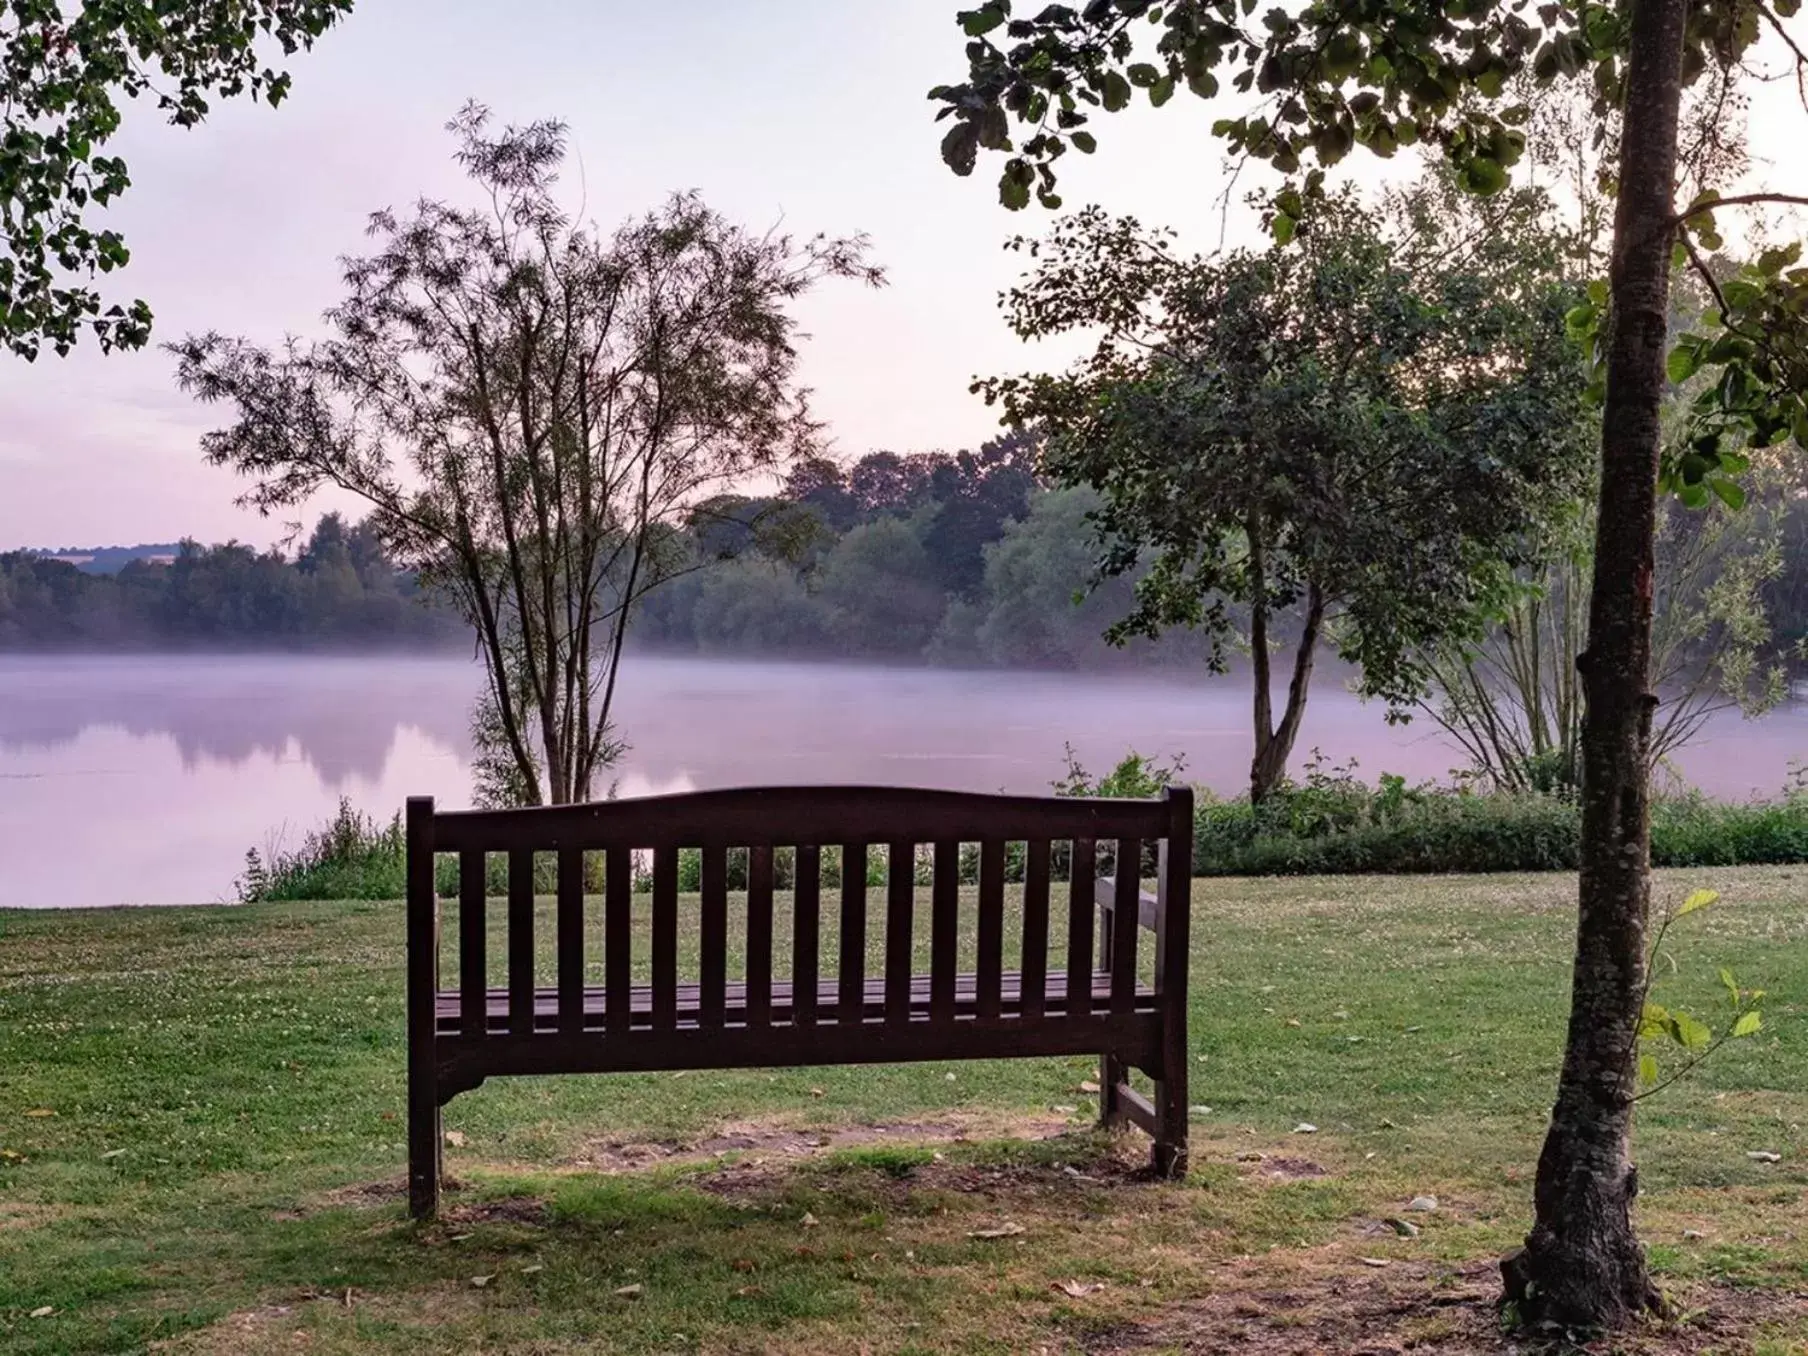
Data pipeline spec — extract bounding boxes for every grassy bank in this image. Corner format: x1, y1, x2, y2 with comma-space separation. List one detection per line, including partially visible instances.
3, 868, 1807, 1353
241, 781, 1808, 903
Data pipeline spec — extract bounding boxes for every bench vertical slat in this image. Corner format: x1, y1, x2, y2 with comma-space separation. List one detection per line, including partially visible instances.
885, 840, 914, 1025
929, 839, 959, 1023
976, 838, 1005, 1022
1066, 838, 1095, 1018
1111, 839, 1141, 1015
459, 849, 488, 1039
605, 848, 632, 1036
1020, 839, 1051, 1021
556, 848, 584, 1035
746, 845, 774, 1029
699, 846, 728, 1029
405, 797, 439, 1220
793, 845, 821, 1027
652, 846, 678, 1030
507, 848, 535, 1037
838, 843, 868, 1025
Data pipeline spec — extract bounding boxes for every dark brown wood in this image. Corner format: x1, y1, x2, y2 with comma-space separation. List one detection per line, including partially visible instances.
1020, 839, 1050, 1022
431, 785, 1172, 854
1066, 838, 1095, 1019
605, 848, 631, 1036
556, 848, 584, 1035
699, 845, 728, 1030
508, 848, 536, 1037
651, 846, 678, 1031
435, 969, 1158, 1034
458, 849, 487, 1044
1110, 842, 1140, 1016
405, 784, 1192, 1219
793, 844, 821, 1027
976, 838, 1005, 1022
1152, 787, 1194, 1179
838, 843, 867, 1026
884, 840, 914, 1025
405, 797, 440, 1221
929, 839, 959, 1024
746, 845, 774, 1029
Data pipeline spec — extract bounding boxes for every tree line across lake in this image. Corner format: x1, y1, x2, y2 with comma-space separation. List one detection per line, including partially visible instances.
7, 436, 1807, 688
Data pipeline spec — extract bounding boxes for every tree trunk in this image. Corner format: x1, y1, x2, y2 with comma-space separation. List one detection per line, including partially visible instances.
1502, 0, 1686, 1329
1250, 582, 1325, 803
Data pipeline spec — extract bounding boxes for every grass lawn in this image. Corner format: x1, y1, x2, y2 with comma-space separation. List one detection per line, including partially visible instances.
3, 867, 1806, 1354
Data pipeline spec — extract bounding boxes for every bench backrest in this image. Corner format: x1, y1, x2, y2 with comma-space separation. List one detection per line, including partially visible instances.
407, 784, 1193, 1046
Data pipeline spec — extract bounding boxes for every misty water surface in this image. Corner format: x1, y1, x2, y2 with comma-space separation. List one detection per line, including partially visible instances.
1, 652, 1803, 908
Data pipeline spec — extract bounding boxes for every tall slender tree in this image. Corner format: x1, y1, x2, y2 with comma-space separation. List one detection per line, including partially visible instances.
928, 0, 1807, 1329
176, 105, 881, 805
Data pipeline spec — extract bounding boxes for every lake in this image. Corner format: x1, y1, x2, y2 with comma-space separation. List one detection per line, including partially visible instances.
2, 652, 1803, 908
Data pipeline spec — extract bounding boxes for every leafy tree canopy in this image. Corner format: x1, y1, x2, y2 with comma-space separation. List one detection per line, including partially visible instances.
1, 0, 353, 359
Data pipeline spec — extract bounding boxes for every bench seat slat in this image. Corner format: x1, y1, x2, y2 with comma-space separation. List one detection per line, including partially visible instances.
432, 970, 1152, 1035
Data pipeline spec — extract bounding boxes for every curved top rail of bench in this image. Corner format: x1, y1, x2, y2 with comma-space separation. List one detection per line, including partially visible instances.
418, 784, 1192, 854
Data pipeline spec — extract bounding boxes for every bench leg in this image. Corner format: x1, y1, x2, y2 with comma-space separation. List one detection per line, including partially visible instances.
407, 1056, 441, 1220
1098, 1052, 1127, 1130
1150, 1071, 1188, 1179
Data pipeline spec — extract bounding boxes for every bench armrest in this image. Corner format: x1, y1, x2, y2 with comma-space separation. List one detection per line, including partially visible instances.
1095, 876, 1160, 932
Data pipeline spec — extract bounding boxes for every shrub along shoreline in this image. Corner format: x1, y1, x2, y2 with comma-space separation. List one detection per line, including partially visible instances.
238, 759, 1808, 902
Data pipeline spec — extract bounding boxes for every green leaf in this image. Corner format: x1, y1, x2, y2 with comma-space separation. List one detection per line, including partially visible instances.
1677, 888, 1719, 917
1150, 74, 1176, 107
999, 162, 1032, 211
1719, 966, 1740, 1004
1709, 477, 1746, 511
1458, 155, 1508, 196
1102, 70, 1132, 112
941, 121, 981, 177
959, 4, 1008, 37
1671, 1010, 1713, 1051
1732, 1010, 1763, 1038
1071, 130, 1098, 154
1639, 1001, 1671, 1039
1638, 1052, 1660, 1085
1272, 213, 1296, 246
1666, 341, 1701, 385
1757, 242, 1802, 276
1127, 62, 1161, 87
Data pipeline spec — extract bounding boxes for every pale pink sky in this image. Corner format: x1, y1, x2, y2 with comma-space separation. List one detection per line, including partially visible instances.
2, 1, 1801, 549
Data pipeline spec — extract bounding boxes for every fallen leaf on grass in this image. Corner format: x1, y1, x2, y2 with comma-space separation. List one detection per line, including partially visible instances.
101, 1148, 127, 1160
470, 1275, 494, 1289
1293, 1122, 1319, 1134
968, 1222, 1025, 1239
1405, 1195, 1439, 1212
1683, 1230, 1706, 1241
443, 1130, 467, 1148
1359, 1257, 1391, 1268
1386, 1218, 1420, 1238
800, 1212, 819, 1227
23, 1109, 55, 1118
1747, 1151, 1783, 1163
1078, 1081, 1101, 1094
732, 1258, 757, 1273
1053, 1280, 1105, 1297
1236, 1151, 1265, 1163
733, 1285, 765, 1298
520, 1264, 543, 1275
614, 1283, 643, 1298
30, 1306, 54, 1319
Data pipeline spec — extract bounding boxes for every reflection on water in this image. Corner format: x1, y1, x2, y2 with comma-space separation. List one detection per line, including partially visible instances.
1, 652, 1803, 908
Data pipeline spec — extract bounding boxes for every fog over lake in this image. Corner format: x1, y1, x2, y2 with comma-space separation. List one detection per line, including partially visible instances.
2, 652, 1803, 908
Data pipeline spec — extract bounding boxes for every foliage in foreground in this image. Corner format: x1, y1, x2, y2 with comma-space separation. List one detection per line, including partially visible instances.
239, 756, 1808, 903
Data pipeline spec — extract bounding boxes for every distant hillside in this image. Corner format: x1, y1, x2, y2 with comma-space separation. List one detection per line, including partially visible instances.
27, 544, 184, 574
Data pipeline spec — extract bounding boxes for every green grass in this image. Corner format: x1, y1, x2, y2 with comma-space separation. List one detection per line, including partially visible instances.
3, 868, 1807, 1353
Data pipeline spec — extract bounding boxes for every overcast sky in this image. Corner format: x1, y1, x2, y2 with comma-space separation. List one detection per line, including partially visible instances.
2, 1, 1802, 550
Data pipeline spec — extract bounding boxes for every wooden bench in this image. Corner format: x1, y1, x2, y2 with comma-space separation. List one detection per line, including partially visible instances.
405, 785, 1194, 1219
